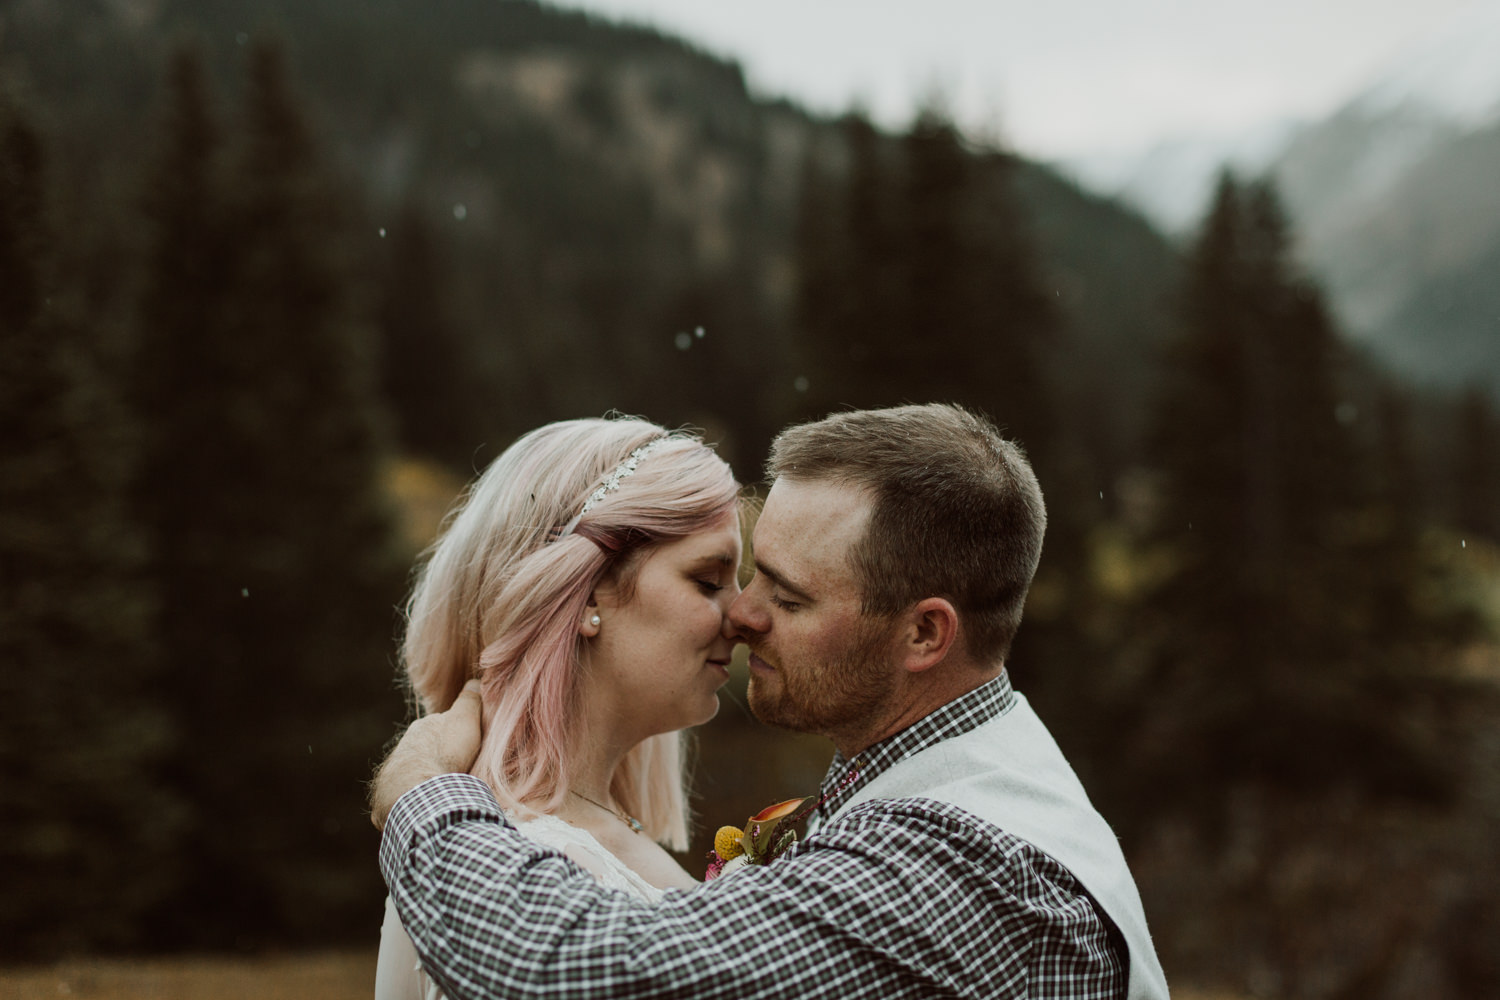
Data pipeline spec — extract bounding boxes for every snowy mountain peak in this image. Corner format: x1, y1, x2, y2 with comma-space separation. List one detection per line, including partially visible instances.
1352, 0, 1500, 125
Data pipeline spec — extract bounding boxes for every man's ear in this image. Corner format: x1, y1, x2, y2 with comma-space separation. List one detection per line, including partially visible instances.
898, 597, 958, 674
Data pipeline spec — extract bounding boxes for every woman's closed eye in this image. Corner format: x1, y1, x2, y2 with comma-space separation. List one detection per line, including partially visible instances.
696, 578, 725, 595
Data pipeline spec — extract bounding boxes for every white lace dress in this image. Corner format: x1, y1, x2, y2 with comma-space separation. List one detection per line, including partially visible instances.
374, 812, 667, 1000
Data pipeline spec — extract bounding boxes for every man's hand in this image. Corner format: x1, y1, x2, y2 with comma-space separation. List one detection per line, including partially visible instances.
370, 679, 484, 830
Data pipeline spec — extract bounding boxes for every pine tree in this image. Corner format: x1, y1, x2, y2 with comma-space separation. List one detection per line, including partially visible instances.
788, 132, 847, 419
131, 39, 404, 947
377, 201, 484, 469
796, 112, 903, 415
0, 97, 44, 328
962, 145, 1060, 453
0, 92, 177, 958
1360, 385, 1427, 641
1454, 387, 1500, 540
794, 108, 1058, 439
1147, 176, 1330, 653
1134, 173, 1446, 812
900, 112, 1057, 447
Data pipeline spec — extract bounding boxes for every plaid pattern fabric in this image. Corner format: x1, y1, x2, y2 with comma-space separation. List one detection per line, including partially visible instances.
382, 672, 1127, 999
810, 670, 1018, 832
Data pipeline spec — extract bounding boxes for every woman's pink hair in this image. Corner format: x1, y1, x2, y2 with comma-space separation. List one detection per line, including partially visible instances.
401, 417, 739, 849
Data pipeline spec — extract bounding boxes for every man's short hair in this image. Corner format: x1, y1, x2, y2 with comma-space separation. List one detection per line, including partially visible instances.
767, 403, 1046, 664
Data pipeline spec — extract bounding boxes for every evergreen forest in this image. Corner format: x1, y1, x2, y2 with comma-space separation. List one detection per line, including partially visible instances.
2, 2, 1497, 997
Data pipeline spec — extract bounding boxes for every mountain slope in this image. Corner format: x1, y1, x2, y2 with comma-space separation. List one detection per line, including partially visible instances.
1, 0, 1181, 459
1367, 208, 1500, 387
1057, 1, 1500, 394
1350, 0, 1500, 125
1062, 118, 1300, 236
1272, 0, 1500, 392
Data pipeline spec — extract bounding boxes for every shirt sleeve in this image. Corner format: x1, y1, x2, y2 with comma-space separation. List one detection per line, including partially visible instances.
381, 774, 1122, 1000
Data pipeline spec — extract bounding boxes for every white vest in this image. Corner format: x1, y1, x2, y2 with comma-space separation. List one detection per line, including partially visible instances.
820, 692, 1170, 1000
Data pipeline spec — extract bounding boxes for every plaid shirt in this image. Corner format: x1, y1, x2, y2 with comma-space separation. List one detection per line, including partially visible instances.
809, 671, 1021, 832
382, 673, 1127, 999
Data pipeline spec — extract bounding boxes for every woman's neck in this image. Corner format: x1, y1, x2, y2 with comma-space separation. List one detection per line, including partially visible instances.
551, 682, 642, 825
565, 669, 653, 808
545, 737, 643, 845
566, 730, 630, 809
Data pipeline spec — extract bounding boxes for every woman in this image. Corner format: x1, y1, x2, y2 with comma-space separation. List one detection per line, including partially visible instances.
375, 417, 742, 1000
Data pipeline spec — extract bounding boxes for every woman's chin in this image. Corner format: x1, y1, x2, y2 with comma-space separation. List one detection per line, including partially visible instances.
692, 694, 722, 728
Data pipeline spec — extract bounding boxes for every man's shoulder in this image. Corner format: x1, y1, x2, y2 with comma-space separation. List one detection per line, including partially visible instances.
805, 796, 1093, 898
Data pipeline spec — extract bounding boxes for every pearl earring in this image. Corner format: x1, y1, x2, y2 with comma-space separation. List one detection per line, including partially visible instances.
590, 614, 601, 627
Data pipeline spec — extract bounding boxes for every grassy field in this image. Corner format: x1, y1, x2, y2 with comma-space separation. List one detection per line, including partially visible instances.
0, 951, 1251, 999
0, 950, 375, 1000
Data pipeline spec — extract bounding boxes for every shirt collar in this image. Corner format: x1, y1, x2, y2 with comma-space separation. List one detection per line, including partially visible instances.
813, 670, 1016, 822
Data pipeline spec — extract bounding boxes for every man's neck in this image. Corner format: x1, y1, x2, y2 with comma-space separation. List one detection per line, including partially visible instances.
831, 665, 1004, 758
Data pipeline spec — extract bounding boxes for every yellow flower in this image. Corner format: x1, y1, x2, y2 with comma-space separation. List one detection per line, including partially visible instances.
714, 825, 746, 860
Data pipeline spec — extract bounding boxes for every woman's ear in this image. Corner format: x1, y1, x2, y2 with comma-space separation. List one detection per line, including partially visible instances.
899, 597, 958, 674
579, 596, 602, 638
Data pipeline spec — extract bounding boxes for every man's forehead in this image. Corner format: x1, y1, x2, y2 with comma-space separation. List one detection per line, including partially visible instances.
757, 478, 871, 546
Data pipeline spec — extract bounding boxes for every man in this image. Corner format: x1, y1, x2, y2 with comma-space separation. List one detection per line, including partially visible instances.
374, 404, 1170, 999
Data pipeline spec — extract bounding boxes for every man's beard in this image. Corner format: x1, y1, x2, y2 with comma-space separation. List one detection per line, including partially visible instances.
746, 614, 897, 739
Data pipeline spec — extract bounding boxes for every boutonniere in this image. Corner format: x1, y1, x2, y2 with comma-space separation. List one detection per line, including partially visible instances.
705, 796, 819, 880
704, 767, 864, 880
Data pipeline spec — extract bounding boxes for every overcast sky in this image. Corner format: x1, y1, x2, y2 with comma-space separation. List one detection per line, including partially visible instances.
558, 0, 1483, 159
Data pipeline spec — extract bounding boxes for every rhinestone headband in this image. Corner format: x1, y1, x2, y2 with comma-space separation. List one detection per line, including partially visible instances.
582, 437, 670, 514
554, 437, 671, 540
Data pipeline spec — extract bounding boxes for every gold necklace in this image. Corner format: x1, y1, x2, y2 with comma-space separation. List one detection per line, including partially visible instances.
570, 790, 644, 835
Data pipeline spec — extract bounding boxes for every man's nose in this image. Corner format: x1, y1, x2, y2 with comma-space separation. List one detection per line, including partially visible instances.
725, 581, 765, 640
